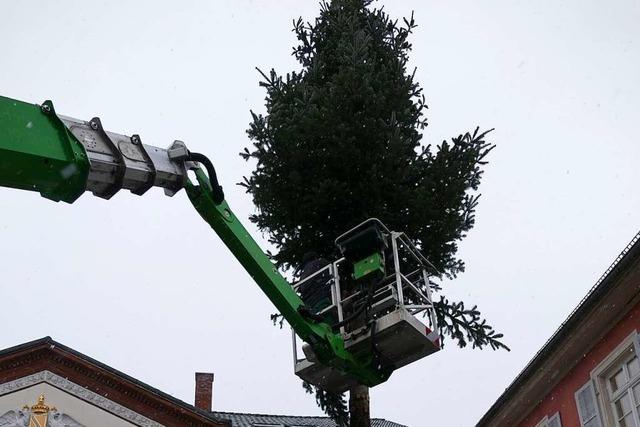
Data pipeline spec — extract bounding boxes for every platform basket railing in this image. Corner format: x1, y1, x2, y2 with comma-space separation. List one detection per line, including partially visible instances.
290, 227, 439, 366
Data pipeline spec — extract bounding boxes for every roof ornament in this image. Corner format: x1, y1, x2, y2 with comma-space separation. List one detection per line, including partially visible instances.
31, 395, 54, 414
26, 395, 56, 427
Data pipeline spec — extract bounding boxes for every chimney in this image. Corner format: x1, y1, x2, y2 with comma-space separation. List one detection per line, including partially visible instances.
194, 372, 214, 411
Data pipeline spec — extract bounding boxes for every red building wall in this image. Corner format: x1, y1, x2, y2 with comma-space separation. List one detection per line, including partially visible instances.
519, 302, 640, 426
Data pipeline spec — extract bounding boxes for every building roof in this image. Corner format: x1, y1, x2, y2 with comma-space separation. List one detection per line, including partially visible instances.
0, 337, 406, 427
477, 230, 640, 426
212, 411, 406, 427
0, 336, 229, 426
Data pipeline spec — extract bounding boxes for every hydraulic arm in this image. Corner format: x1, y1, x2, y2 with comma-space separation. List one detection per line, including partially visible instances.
0, 95, 390, 388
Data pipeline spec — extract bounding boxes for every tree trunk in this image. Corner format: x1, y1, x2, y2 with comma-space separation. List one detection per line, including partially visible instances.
349, 385, 370, 427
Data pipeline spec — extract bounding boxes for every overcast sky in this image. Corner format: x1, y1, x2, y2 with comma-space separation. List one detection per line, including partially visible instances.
1, 1, 639, 426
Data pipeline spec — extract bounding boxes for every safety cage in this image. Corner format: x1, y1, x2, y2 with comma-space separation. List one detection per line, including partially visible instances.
291, 219, 441, 392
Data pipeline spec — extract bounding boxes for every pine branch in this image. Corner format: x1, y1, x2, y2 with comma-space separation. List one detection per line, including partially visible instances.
303, 382, 349, 427
434, 296, 509, 351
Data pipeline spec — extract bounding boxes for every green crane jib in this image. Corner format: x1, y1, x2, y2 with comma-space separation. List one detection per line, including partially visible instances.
0, 95, 440, 393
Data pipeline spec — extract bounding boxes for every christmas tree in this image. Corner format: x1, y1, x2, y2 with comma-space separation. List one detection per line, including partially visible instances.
242, 1, 508, 424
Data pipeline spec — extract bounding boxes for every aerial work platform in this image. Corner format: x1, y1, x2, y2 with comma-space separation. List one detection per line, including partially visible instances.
291, 220, 441, 392
0, 95, 439, 392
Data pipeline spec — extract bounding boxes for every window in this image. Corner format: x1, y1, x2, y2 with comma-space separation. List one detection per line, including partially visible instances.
576, 381, 602, 427
588, 331, 640, 427
605, 348, 640, 427
535, 412, 562, 427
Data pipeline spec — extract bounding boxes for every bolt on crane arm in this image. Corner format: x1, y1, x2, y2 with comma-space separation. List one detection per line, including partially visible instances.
0, 95, 389, 388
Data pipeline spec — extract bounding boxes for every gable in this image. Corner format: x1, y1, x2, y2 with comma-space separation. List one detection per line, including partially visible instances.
0, 371, 154, 426
0, 339, 227, 427
0, 395, 84, 427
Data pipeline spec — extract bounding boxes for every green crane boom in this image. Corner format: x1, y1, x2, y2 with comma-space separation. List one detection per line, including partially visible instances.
0, 95, 390, 388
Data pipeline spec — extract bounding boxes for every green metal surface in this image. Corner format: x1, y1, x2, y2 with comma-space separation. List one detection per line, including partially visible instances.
185, 168, 390, 387
353, 252, 385, 281
0, 96, 89, 203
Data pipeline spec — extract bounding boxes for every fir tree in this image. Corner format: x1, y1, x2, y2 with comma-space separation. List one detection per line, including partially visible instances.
241, 1, 508, 424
